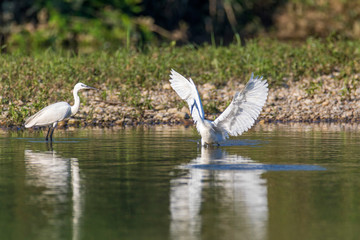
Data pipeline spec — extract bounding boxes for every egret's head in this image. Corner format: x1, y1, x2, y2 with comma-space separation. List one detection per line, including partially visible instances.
74, 82, 97, 91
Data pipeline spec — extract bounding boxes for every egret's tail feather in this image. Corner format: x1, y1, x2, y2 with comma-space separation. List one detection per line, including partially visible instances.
24, 116, 36, 128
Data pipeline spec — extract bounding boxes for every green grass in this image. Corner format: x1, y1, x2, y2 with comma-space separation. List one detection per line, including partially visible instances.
1, 37, 360, 126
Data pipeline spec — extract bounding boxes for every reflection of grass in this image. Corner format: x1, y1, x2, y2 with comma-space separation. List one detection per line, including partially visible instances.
1, 37, 360, 125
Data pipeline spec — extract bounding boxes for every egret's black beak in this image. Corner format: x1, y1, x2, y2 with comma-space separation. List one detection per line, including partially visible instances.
86, 86, 98, 91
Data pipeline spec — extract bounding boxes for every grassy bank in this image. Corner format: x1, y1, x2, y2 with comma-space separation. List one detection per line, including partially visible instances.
1, 38, 360, 127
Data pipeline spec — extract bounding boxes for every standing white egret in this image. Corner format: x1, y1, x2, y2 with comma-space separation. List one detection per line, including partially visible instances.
25, 83, 97, 142
169, 70, 268, 146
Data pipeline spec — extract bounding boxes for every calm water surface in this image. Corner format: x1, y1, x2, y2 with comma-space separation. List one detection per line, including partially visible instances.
1, 124, 360, 240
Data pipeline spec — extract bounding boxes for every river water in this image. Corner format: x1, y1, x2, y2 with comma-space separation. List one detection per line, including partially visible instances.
1, 124, 360, 240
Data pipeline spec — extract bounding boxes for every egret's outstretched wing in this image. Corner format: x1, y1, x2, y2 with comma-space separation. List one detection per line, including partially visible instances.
25, 102, 72, 128
169, 69, 205, 123
213, 73, 268, 137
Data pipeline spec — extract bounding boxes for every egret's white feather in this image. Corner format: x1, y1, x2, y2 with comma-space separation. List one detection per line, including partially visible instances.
213, 73, 268, 137
25, 102, 71, 128
169, 70, 268, 146
24, 82, 97, 141
169, 69, 205, 124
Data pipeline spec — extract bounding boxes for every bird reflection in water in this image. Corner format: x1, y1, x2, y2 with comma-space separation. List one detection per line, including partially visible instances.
24, 149, 82, 240
170, 147, 268, 240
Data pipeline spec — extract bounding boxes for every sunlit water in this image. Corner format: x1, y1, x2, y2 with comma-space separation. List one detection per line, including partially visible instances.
1, 124, 360, 240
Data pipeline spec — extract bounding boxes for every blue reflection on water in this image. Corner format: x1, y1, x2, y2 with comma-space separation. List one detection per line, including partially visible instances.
189, 163, 326, 171
220, 139, 264, 147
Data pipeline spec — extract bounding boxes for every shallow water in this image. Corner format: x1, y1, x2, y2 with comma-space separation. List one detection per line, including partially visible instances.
1, 124, 360, 240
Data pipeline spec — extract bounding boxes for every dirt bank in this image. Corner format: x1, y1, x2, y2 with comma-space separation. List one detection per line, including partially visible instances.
62, 72, 360, 127
3, 72, 360, 129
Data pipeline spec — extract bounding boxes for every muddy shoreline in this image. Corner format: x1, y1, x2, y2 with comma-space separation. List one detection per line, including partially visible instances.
2, 73, 360, 130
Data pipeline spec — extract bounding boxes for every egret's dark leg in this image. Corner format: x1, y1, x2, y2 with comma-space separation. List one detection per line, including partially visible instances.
45, 127, 52, 141
49, 122, 58, 142
49, 127, 56, 142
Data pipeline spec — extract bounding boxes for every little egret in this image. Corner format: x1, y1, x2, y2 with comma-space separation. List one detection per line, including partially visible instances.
169, 70, 268, 146
25, 83, 97, 142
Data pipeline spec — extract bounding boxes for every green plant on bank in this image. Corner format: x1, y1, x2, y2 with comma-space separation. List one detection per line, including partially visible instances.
1, 37, 360, 126
85, 108, 95, 124
8, 104, 28, 126
340, 76, 358, 97
304, 81, 323, 96
203, 101, 220, 115
117, 86, 153, 119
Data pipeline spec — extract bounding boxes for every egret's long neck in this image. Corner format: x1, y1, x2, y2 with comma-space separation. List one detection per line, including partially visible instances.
71, 89, 80, 116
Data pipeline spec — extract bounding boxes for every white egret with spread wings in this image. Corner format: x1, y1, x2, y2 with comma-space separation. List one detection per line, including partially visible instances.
169, 70, 268, 146
25, 83, 97, 142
